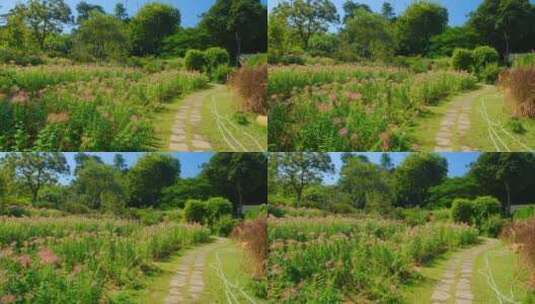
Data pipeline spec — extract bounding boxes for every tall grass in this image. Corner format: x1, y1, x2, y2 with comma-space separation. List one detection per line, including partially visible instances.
503, 218, 535, 287
231, 218, 267, 278
230, 65, 268, 115
0, 66, 208, 151
499, 67, 535, 118
268, 216, 478, 303
269, 68, 477, 151
0, 216, 210, 303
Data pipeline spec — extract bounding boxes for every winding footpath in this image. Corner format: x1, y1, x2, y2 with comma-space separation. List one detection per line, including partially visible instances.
168, 88, 214, 151
431, 238, 498, 304
165, 238, 226, 304
434, 85, 495, 152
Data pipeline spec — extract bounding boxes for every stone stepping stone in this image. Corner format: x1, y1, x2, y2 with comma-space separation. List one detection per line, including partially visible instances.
192, 140, 211, 150
170, 143, 189, 151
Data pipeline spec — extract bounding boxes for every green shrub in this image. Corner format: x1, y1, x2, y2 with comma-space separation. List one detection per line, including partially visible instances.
451, 198, 474, 224
133, 209, 164, 225
205, 47, 230, 68
184, 50, 207, 72
213, 215, 236, 236
472, 46, 499, 72
244, 205, 267, 220
480, 214, 505, 237
268, 205, 285, 218
4, 205, 30, 217
302, 185, 330, 209
472, 196, 501, 225
211, 64, 234, 83
244, 54, 268, 67
507, 118, 527, 134
184, 199, 207, 223
329, 203, 357, 214
205, 197, 233, 225
479, 63, 502, 84
451, 48, 474, 72
512, 205, 535, 220
512, 53, 535, 68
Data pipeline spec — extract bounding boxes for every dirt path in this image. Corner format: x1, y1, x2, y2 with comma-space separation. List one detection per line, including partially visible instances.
434, 85, 495, 152
431, 238, 499, 304
165, 238, 226, 304
168, 88, 215, 151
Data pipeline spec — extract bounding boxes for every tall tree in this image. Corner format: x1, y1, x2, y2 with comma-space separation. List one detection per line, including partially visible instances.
114, 3, 129, 21
75, 1, 104, 24
381, 1, 395, 21
340, 7, 395, 60
113, 154, 127, 172
73, 159, 125, 210
273, 0, 339, 49
277, 152, 333, 207
201, 0, 267, 63
11, 0, 72, 49
468, 0, 535, 59
395, 153, 448, 207
74, 153, 103, 175
6, 153, 69, 203
130, 3, 181, 55
202, 153, 267, 214
127, 154, 180, 208
396, 1, 448, 55
338, 157, 393, 210
74, 11, 129, 60
343, 0, 371, 22
469, 153, 535, 214
380, 153, 394, 171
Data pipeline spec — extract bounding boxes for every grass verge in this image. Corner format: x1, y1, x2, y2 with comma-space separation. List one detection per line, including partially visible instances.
201, 85, 267, 152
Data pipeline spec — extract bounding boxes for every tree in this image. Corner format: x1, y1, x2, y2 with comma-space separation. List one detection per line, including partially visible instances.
73, 160, 125, 210
340, 8, 395, 60
380, 153, 394, 171
160, 177, 213, 208
426, 176, 481, 208
162, 27, 214, 57
338, 157, 393, 210
202, 153, 267, 214
114, 3, 128, 21
268, 12, 292, 57
75, 1, 104, 24
468, 0, 535, 59
277, 152, 333, 207
130, 3, 181, 55
274, 0, 339, 49
127, 154, 180, 208
343, 1, 371, 23
201, 0, 267, 63
382, 2, 396, 21
6, 153, 69, 203
395, 153, 448, 207
74, 12, 129, 61
469, 153, 535, 214
396, 1, 448, 55
429, 26, 483, 57
3, 12, 32, 49
308, 32, 338, 57
11, 0, 72, 49
113, 154, 127, 172
74, 153, 103, 175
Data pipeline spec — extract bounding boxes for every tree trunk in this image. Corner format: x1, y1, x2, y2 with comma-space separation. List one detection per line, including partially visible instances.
236, 182, 243, 216
504, 182, 511, 216
235, 31, 241, 66
504, 32, 510, 63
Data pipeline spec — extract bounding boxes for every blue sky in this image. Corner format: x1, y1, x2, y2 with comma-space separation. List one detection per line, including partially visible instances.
0, 0, 267, 28
0, 152, 214, 184
269, 0, 535, 27
323, 152, 480, 184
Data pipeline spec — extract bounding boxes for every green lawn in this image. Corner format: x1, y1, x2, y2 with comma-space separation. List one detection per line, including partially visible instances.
199, 239, 265, 303
467, 88, 535, 151
472, 241, 533, 303
201, 85, 267, 152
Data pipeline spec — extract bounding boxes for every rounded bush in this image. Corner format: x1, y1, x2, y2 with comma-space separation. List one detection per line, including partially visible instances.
211, 64, 234, 83
479, 63, 502, 84
451, 48, 474, 72
472, 46, 499, 71
473, 196, 501, 219
213, 215, 236, 236
204, 47, 230, 67
329, 202, 357, 214
480, 215, 505, 237
184, 49, 207, 72
184, 199, 207, 223
451, 198, 474, 224
205, 197, 233, 224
